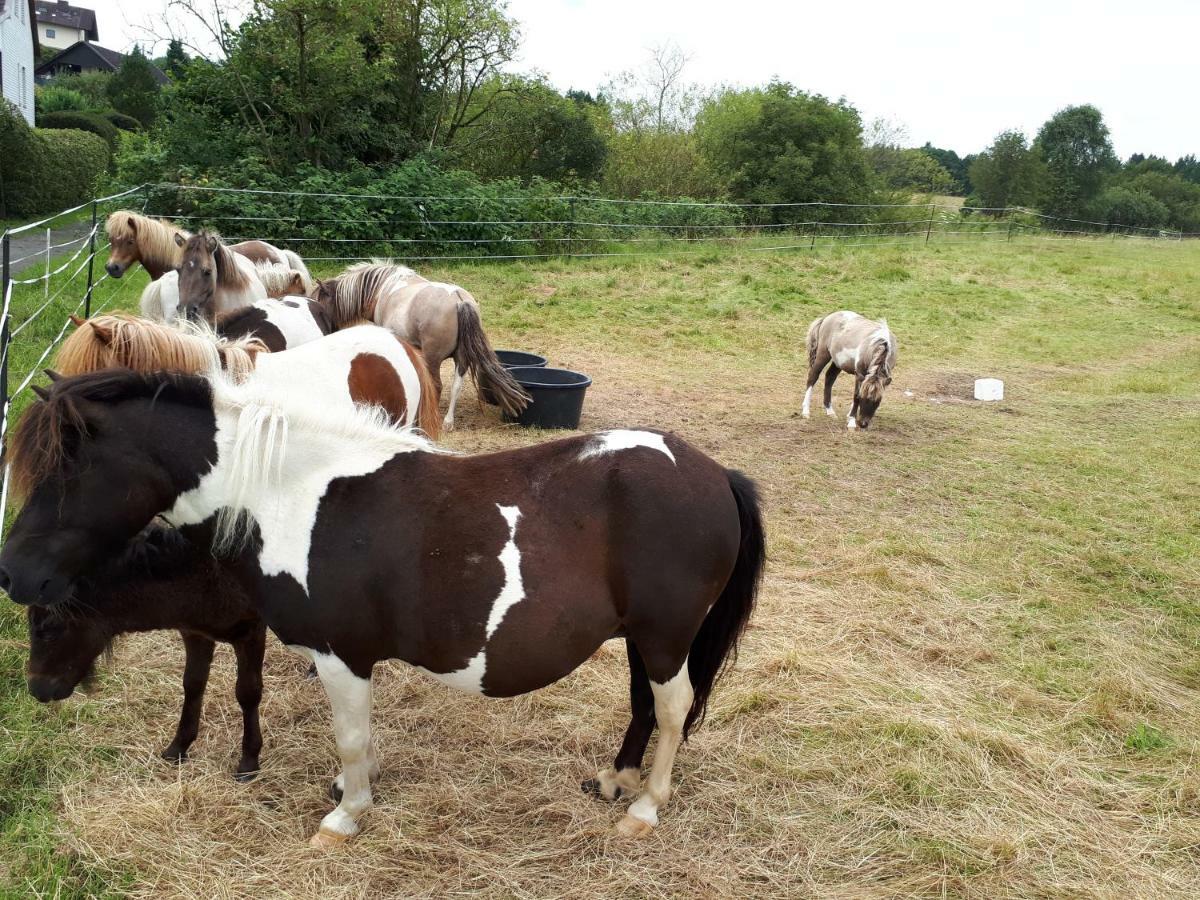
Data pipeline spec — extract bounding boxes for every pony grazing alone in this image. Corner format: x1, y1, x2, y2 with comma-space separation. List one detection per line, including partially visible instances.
0, 370, 764, 847
105, 211, 313, 284
54, 314, 441, 438
175, 231, 269, 322
802, 310, 898, 430
314, 262, 529, 429
26, 523, 267, 780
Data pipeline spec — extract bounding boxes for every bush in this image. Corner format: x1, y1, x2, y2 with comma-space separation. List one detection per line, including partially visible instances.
0, 102, 108, 216
35, 84, 87, 114
105, 111, 142, 132
35, 110, 118, 154
1091, 187, 1170, 231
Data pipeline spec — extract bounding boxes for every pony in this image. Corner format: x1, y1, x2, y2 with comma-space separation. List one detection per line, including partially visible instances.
105, 211, 188, 281
216, 297, 334, 352
175, 231, 269, 322
802, 310, 898, 430
313, 262, 529, 429
26, 522, 266, 780
105, 211, 313, 285
254, 262, 314, 298
138, 270, 182, 322
54, 314, 441, 438
138, 266, 314, 326
0, 369, 765, 848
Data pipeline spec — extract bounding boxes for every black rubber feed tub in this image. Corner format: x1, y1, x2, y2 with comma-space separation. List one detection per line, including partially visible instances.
480, 350, 548, 405
503, 366, 592, 429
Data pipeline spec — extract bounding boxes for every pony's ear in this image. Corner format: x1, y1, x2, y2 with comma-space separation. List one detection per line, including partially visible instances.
127, 217, 138, 234
31, 384, 50, 401
174, 232, 186, 248
89, 321, 115, 345
44, 369, 63, 381
69, 314, 86, 328
205, 234, 219, 253
289, 273, 303, 291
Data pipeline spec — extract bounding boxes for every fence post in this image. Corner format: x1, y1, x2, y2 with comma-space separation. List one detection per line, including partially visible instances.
925, 203, 936, 245
84, 198, 98, 318
1007, 212, 1016, 242
1, 231, 10, 458
566, 197, 577, 259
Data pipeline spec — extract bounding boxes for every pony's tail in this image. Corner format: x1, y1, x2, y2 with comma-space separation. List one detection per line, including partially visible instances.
402, 341, 442, 441
453, 298, 530, 418
806, 314, 826, 370
683, 469, 766, 739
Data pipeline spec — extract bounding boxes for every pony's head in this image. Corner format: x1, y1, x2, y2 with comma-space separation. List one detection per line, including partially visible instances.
104, 212, 142, 278
855, 331, 896, 430
256, 263, 308, 298
176, 231, 223, 322
0, 370, 216, 608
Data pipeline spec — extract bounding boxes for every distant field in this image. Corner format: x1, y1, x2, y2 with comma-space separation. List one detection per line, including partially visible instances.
1, 238, 1199, 897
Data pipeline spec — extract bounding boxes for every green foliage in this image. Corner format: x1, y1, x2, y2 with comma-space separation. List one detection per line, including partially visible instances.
35, 110, 118, 154
1118, 171, 1200, 231
105, 111, 142, 132
601, 129, 726, 200
63, 72, 114, 110
34, 84, 87, 114
1174, 154, 1200, 185
106, 47, 161, 128
1125, 723, 1169, 753
163, 39, 190, 80
967, 130, 1045, 209
695, 82, 875, 214
0, 103, 108, 216
920, 143, 970, 194
870, 146, 955, 194
453, 77, 608, 183
1091, 186, 1169, 230
1034, 104, 1117, 218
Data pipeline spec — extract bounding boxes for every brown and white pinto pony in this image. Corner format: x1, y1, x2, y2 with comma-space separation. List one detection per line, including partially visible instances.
314, 262, 529, 429
25, 522, 267, 781
54, 313, 440, 438
105, 211, 312, 283
802, 310, 898, 430
216, 297, 334, 353
138, 265, 315, 327
0, 372, 764, 847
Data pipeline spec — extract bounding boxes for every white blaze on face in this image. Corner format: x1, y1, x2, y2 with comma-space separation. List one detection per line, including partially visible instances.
578, 430, 676, 464
416, 503, 526, 695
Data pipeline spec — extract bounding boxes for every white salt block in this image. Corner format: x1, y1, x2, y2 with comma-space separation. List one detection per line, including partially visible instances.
974, 378, 1004, 401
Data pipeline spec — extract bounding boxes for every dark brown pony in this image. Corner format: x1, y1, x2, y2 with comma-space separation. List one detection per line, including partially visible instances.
26, 523, 266, 780
0, 371, 764, 848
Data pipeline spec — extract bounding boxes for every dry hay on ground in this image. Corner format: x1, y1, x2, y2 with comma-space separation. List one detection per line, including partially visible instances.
43, 325, 1200, 898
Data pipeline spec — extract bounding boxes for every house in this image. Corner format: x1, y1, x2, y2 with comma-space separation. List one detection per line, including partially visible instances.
36, 41, 168, 84
0, 0, 39, 124
32, 0, 95, 51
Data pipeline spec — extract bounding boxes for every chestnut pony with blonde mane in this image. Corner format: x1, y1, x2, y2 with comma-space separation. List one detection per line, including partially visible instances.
54, 314, 441, 439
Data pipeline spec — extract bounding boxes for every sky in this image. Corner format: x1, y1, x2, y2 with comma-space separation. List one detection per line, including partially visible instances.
96, 0, 1198, 159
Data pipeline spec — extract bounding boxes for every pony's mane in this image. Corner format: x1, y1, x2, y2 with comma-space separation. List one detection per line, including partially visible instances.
861, 320, 895, 401
55, 313, 266, 382
106, 212, 188, 268
207, 368, 442, 551
8, 369, 213, 501
319, 261, 420, 327
254, 262, 312, 297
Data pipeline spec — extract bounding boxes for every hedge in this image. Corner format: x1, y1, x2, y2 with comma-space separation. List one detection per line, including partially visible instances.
36, 110, 118, 154
0, 102, 108, 217
105, 112, 142, 133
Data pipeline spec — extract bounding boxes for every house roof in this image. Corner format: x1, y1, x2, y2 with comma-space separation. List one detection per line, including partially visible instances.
33, 0, 97, 41
35, 41, 169, 85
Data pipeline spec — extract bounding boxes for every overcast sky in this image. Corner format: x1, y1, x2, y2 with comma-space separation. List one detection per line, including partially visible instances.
98, 0, 1197, 159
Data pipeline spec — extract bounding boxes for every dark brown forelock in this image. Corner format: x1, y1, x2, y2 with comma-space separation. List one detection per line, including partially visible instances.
8, 369, 213, 501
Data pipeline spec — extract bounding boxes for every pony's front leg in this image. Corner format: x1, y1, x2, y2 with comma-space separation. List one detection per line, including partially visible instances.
848, 377, 862, 430
443, 364, 466, 431
309, 653, 375, 848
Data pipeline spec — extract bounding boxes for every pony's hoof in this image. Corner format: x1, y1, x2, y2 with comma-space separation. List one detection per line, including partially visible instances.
801, 410, 810, 419
234, 767, 259, 783
582, 778, 600, 796
615, 815, 653, 838
443, 419, 456, 432
308, 828, 349, 849
161, 747, 186, 764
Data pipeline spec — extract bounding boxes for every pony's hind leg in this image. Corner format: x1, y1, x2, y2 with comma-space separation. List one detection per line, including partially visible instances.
162, 633, 215, 764
443, 363, 467, 431
823, 364, 841, 416
308, 652, 375, 847
802, 349, 832, 418
584, 639, 655, 801
617, 656, 694, 837
232, 624, 266, 782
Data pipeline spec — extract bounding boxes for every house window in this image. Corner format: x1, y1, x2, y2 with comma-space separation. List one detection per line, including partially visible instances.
46, 28, 57, 39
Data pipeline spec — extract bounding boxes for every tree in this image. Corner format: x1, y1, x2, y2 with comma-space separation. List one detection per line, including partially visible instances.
920, 143, 970, 194
1174, 155, 1200, 185
695, 82, 875, 210
1034, 104, 1117, 217
163, 39, 190, 79
967, 130, 1045, 209
106, 46, 161, 127
1092, 186, 1169, 230
603, 42, 702, 134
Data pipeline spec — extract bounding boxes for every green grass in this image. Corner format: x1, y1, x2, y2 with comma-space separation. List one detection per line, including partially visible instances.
1, 235, 1199, 895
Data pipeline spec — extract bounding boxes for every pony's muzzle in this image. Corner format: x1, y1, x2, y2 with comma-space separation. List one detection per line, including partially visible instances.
27, 674, 75, 703
0, 564, 72, 607
106, 262, 124, 278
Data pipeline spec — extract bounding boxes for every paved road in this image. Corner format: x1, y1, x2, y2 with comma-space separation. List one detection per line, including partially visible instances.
4, 222, 95, 277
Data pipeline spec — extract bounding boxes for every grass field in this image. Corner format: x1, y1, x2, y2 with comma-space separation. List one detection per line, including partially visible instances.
1, 236, 1199, 897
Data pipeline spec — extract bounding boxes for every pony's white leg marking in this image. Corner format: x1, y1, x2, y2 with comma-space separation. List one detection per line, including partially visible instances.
443, 367, 465, 431
801, 386, 813, 418
825, 403, 836, 417
846, 413, 857, 430
618, 659, 693, 836
310, 652, 374, 847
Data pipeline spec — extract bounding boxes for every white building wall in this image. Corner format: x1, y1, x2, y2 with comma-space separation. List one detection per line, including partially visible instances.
38, 22, 80, 49
1, 2, 37, 125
